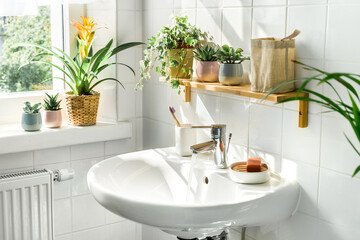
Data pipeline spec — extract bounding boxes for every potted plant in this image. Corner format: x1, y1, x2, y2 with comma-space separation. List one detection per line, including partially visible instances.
139, 15, 212, 91
215, 45, 250, 86
19, 16, 143, 126
268, 61, 360, 177
22, 102, 42, 131
43, 93, 62, 128
192, 45, 219, 82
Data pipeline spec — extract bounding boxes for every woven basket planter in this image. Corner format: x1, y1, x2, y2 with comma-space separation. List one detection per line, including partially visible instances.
64, 91, 100, 126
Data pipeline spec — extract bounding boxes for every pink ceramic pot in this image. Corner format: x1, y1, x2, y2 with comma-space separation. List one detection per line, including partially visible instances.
195, 61, 220, 82
43, 110, 62, 128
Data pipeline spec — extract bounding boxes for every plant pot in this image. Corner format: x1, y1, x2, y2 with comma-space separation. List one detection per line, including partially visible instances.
64, 91, 100, 126
166, 48, 194, 79
219, 63, 245, 86
22, 112, 42, 131
43, 110, 62, 128
195, 61, 219, 82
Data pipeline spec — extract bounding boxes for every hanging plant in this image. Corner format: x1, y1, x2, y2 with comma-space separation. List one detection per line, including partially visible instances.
138, 15, 213, 93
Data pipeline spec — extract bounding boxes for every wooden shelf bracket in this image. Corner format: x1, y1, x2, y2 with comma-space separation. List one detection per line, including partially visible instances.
298, 100, 308, 128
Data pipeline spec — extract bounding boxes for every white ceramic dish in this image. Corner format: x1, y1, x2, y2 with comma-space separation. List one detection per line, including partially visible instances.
229, 162, 270, 184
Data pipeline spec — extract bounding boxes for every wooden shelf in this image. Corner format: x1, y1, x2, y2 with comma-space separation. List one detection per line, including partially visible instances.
160, 78, 308, 128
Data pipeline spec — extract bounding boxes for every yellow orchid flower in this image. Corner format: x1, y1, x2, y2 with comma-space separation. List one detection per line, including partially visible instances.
71, 16, 100, 60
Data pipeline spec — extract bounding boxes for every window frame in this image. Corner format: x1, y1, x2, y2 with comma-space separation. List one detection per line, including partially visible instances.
0, 3, 82, 125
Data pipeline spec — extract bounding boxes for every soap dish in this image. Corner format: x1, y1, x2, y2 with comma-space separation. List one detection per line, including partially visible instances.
229, 162, 270, 184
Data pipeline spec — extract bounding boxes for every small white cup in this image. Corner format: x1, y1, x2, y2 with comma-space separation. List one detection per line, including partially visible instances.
175, 124, 197, 156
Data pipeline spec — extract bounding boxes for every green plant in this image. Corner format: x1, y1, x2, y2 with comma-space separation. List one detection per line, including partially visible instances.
23, 101, 42, 114
192, 45, 218, 62
215, 45, 250, 64
267, 60, 360, 177
43, 93, 62, 111
18, 17, 144, 96
139, 15, 212, 91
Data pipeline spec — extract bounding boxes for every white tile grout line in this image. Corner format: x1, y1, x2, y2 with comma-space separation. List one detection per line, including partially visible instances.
316, 0, 329, 212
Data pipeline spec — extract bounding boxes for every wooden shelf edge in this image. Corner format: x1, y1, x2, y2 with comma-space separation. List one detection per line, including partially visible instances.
159, 77, 309, 128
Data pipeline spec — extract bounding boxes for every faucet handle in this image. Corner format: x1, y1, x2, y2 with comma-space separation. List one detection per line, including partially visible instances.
211, 124, 226, 139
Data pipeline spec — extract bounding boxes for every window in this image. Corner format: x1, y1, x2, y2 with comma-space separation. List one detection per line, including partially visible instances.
0, 3, 65, 93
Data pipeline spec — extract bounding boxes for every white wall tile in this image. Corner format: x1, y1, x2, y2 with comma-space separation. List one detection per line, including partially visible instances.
287, 6, 327, 59
282, 110, 321, 166
105, 138, 135, 156
197, 0, 223, 8
72, 194, 106, 231
0, 151, 33, 171
73, 227, 107, 240
174, 0, 197, 9
326, 5, 360, 61
223, 0, 252, 7
252, 6, 286, 38
278, 213, 319, 240
288, 0, 327, 4
71, 157, 103, 196
143, 118, 174, 149
281, 158, 319, 216
141, 225, 177, 240
117, 83, 137, 120
106, 221, 137, 240
220, 97, 250, 146
196, 8, 222, 44
54, 198, 72, 236
105, 209, 125, 224
70, 142, 104, 161
249, 103, 283, 154
318, 169, 360, 228
143, 0, 173, 10
253, 0, 286, 6
117, 11, 136, 43
321, 115, 360, 176
55, 234, 72, 240
117, 0, 136, 10
34, 146, 70, 165
222, 8, 252, 54
317, 220, 360, 240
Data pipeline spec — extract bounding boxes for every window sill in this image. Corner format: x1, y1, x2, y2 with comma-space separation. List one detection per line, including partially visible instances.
0, 121, 132, 155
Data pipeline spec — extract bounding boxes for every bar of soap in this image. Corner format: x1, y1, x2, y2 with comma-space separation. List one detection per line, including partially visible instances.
246, 158, 261, 172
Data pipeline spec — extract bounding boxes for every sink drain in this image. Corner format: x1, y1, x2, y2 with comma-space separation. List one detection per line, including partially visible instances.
203, 176, 209, 184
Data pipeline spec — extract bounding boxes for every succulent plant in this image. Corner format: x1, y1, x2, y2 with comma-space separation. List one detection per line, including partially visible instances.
193, 45, 218, 62
215, 45, 250, 64
43, 93, 62, 111
23, 101, 42, 114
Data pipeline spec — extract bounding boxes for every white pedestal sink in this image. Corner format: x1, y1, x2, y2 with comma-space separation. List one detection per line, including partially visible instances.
87, 148, 300, 239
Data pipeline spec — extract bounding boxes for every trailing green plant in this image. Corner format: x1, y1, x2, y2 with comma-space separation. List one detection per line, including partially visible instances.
267, 60, 360, 177
139, 15, 212, 91
17, 17, 144, 96
215, 45, 250, 64
43, 93, 62, 111
23, 101, 42, 114
192, 45, 218, 62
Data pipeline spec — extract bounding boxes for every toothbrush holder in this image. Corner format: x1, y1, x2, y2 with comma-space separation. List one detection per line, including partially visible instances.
175, 124, 197, 156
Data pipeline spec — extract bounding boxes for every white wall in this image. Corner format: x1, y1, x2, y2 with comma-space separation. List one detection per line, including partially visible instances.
142, 0, 360, 240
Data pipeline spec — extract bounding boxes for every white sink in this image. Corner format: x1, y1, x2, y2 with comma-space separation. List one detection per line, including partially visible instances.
87, 148, 300, 239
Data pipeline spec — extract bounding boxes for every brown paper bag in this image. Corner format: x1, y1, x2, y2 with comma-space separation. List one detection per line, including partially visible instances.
250, 30, 300, 93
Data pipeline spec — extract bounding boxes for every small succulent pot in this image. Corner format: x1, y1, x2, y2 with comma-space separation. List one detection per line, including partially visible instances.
22, 112, 42, 131
43, 110, 62, 128
219, 63, 245, 86
195, 61, 219, 82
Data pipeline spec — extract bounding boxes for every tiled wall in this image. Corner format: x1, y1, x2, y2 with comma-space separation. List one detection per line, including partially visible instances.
0, 139, 140, 240
142, 0, 360, 240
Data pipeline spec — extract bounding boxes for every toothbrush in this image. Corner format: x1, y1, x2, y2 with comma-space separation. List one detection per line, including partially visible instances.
169, 106, 181, 127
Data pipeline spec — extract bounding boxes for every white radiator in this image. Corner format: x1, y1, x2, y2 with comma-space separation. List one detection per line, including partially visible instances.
0, 169, 54, 240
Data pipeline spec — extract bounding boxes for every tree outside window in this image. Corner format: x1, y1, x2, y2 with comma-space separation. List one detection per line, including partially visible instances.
0, 6, 52, 93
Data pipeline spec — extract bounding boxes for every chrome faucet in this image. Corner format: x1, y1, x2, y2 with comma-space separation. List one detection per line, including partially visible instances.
190, 124, 228, 169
